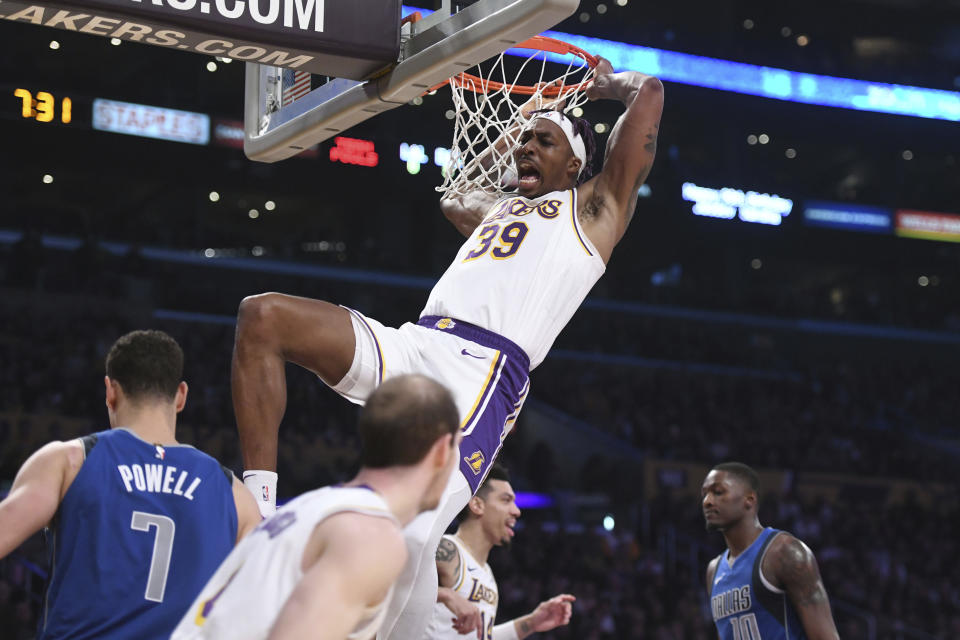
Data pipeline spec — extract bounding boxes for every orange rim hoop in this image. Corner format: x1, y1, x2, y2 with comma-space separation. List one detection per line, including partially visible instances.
427, 35, 598, 96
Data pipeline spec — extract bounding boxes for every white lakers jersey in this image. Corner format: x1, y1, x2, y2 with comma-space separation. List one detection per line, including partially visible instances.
424, 535, 499, 640
422, 189, 606, 369
172, 486, 397, 640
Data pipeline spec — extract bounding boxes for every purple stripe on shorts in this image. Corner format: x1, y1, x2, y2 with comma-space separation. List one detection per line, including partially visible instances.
459, 351, 506, 434
417, 316, 530, 372
417, 316, 531, 494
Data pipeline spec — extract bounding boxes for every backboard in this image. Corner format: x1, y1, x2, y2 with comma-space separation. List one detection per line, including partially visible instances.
243, 0, 580, 162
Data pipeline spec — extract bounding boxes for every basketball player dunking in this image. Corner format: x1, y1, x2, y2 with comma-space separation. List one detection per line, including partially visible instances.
233, 57, 663, 639
703, 463, 840, 640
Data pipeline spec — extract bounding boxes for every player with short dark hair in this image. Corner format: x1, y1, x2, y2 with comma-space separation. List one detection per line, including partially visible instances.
0, 330, 261, 640
702, 462, 840, 640
173, 374, 462, 640
426, 464, 575, 640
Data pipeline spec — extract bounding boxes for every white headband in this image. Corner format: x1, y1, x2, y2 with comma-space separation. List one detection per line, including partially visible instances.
532, 111, 587, 177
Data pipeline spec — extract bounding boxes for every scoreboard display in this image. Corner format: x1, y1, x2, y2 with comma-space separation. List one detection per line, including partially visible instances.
11, 87, 75, 124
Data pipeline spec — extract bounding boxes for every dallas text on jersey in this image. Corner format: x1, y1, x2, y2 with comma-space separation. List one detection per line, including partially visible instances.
711, 586, 752, 621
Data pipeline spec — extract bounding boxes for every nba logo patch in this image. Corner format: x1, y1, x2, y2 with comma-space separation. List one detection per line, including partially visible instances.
155, 445, 165, 460
262, 485, 269, 502
464, 450, 485, 475
435, 318, 456, 330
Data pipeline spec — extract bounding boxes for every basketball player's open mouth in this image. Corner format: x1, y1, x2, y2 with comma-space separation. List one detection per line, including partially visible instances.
517, 163, 541, 189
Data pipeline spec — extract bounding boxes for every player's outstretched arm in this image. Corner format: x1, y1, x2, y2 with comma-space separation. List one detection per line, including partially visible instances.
0, 440, 82, 558
765, 534, 840, 640
495, 593, 575, 640
231, 475, 263, 542
267, 513, 406, 640
579, 57, 663, 262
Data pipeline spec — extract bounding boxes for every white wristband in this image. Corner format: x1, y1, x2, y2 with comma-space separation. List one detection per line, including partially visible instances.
492, 621, 520, 640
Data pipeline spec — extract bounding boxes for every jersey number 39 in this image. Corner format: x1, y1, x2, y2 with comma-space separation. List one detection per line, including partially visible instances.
464, 222, 529, 261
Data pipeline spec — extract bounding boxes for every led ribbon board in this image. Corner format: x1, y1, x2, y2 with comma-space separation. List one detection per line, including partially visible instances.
402, 6, 960, 122
803, 201, 892, 234
1, 0, 400, 78
93, 98, 210, 145
682, 182, 793, 226
895, 210, 960, 243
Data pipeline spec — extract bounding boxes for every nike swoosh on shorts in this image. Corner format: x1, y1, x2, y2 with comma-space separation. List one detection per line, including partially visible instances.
461, 349, 486, 359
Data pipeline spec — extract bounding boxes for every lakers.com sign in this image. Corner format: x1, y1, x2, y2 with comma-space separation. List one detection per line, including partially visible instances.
0, 0, 400, 78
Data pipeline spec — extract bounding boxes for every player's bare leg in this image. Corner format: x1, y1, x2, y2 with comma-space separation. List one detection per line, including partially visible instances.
231, 292, 356, 514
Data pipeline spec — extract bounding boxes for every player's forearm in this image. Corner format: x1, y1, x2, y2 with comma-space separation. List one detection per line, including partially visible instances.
797, 607, 841, 640
595, 71, 662, 107
436, 586, 456, 606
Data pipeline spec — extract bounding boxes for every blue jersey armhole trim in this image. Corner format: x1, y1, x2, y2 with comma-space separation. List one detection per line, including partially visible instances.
751, 529, 788, 626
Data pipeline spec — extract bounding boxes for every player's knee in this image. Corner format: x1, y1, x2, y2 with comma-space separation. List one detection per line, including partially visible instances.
236, 293, 286, 347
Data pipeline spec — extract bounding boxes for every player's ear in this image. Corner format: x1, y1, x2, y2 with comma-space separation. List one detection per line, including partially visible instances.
174, 381, 188, 413
469, 494, 485, 517
744, 490, 757, 511
568, 156, 582, 178
431, 432, 454, 470
105, 376, 118, 410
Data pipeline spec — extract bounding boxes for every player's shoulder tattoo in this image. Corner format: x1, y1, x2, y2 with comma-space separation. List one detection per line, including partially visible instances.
768, 534, 829, 608
436, 537, 459, 564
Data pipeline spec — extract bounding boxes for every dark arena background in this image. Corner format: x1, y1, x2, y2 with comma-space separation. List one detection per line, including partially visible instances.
1, 1, 959, 638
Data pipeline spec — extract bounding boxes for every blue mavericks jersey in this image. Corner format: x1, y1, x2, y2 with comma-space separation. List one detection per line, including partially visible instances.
710, 528, 805, 640
39, 428, 238, 640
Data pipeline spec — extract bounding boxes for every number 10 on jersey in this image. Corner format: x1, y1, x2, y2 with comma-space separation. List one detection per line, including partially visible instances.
730, 613, 762, 640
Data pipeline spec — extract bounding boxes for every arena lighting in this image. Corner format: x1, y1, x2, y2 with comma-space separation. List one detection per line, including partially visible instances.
434, 146, 451, 168
401, 6, 960, 122
329, 136, 379, 167
515, 492, 554, 509
681, 182, 793, 226
399, 142, 428, 175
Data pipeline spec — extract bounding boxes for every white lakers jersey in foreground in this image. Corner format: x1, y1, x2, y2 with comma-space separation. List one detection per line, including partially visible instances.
424, 535, 500, 640
172, 486, 397, 640
422, 189, 606, 369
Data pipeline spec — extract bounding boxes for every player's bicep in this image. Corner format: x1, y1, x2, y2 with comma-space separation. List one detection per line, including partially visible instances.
435, 537, 462, 588
267, 515, 406, 640
773, 537, 840, 640
0, 442, 74, 558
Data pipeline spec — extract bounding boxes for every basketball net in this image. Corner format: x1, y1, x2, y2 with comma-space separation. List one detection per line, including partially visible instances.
436, 38, 597, 199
